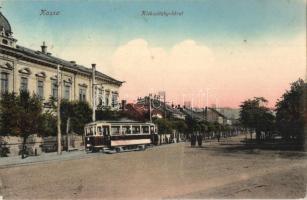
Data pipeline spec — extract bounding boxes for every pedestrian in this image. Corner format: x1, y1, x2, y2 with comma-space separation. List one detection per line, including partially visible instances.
191, 133, 196, 147
217, 132, 221, 142
197, 134, 203, 147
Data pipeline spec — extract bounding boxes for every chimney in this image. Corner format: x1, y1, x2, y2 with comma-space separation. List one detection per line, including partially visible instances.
41, 41, 47, 54
122, 100, 127, 111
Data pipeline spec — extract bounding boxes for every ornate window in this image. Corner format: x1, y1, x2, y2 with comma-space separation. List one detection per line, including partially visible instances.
63, 83, 71, 100
20, 77, 28, 92
51, 79, 58, 99
112, 92, 118, 107
105, 90, 110, 106
0, 72, 9, 93
79, 86, 87, 102
37, 79, 44, 99
97, 88, 103, 106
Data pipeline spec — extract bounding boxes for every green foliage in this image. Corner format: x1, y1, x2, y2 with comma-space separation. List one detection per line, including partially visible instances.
18, 91, 43, 140
96, 108, 122, 121
0, 92, 19, 136
0, 92, 92, 137
0, 91, 43, 140
58, 100, 92, 135
154, 118, 173, 134
38, 111, 57, 137
171, 119, 188, 133
239, 97, 275, 142
275, 79, 305, 142
70, 101, 92, 134
185, 116, 198, 132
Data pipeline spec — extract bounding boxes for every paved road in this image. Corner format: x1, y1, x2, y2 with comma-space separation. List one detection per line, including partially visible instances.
0, 135, 306, 199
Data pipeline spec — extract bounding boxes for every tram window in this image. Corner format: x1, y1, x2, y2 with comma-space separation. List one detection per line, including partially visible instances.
111, 126, 120, 135
132, 126, 140, 134
122, 126, 131, 134
142, 126, 149, 134
97, 126, 102, 136
150, 126, 155, 133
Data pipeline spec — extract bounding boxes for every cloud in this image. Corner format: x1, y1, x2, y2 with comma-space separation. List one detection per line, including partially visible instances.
111, 39, 217, 104
110, 35, 306, 107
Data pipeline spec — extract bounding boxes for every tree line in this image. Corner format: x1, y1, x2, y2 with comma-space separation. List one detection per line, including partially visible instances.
239, 79, 306, 146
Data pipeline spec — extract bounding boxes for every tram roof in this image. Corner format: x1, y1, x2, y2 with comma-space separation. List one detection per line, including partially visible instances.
86, 120, 155, 126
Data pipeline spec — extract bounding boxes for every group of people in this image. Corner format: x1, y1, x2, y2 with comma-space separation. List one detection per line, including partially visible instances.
190, 132, 222, 147
190, 134, 203, 147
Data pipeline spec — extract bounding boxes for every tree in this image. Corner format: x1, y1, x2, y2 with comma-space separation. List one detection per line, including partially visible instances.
171, 119, 188, 134
96, 108, 122, 121
0, 92, 19, 136
275, 79, 305, 143
69, 101, 92, 134
18, 91, 43, 157
154, 118, 173, 134
37, 111, 57, 137
50, 99, 92, 135
239, 97, 275, 143
60, 100, 74, 134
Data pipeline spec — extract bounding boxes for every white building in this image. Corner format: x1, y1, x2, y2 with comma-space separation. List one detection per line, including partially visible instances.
0, 11, 123, 110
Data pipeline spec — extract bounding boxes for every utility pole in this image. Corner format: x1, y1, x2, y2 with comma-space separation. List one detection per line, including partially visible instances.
149, 94, 152, 122
92, 64, 96, 122
57, 64, 62, 155
163, 92, 166, 119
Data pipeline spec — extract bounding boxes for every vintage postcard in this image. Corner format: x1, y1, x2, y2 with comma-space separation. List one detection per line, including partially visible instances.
0, 0, 306, 199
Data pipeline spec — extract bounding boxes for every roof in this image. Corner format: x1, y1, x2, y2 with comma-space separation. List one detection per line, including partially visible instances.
137, 97, 186, 119
1, 44, 123, 85
0, 12, 12, 35
86, 120, 155, 126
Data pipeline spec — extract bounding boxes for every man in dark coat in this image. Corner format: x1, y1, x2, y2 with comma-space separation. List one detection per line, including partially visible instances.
217, 132, 221, 142
197, 134, 203, 147
191, 134, 196, 147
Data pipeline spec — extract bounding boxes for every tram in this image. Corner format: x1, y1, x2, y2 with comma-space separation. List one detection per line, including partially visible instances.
84, 121, 158, 153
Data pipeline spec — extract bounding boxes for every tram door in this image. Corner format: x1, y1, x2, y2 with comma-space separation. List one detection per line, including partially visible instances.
102, 125, 110, 145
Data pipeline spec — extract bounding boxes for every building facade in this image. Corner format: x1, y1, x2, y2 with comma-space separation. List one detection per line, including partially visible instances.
0, 11, 123, 110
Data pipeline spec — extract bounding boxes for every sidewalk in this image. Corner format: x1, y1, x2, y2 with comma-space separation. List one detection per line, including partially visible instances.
0, 144, 167, 168
0, 150, 101, 168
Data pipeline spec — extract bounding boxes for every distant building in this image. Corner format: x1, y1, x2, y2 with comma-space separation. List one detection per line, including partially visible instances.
123, 103, 163, 121
216, 107, 240, 124
0, 11, 123, 110
182, 107, 230, 125
138, 96, 186, 120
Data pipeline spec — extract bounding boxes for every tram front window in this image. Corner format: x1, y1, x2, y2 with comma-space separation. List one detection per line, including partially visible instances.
142, 126, 149, 134
86, 128, 91, 136
150, 126, 155, 133
97, 126, 102, 136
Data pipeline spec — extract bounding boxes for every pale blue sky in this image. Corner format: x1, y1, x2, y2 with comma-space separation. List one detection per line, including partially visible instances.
1, 0, 306, 107
2, 0, 305, 49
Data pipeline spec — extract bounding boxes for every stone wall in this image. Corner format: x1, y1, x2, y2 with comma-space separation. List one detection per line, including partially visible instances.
0, 134, 84, 157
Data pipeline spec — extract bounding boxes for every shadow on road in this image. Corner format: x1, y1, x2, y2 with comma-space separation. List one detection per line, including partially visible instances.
194, 138, 306, 159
